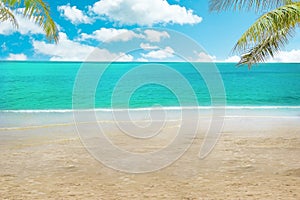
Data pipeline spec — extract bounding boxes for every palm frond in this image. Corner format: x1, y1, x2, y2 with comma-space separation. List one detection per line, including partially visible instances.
235, 2, 300, 67
0, 4, 18, 28
1, 0, 58, 43
23, 0, 59, 43
210, 0, 294, 13
238, 27, 294, 68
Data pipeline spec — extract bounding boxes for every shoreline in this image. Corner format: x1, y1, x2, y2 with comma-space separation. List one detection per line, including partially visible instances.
1, 105, 300, 112
1, 107, 300, 129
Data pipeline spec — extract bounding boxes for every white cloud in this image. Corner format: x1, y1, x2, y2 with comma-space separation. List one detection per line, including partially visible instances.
58, 4, 92, 25
224, 55, 240, 62
79, 28, 170, 44
194, 52, 216, 62
268, 50, 300, 62
115, 53, 134, 61
6, 53, 27, 61
32, 32, 133, 61
136, 57, 149, 62
141, 46, 174, 59
90, 0, 202, 26
144, 30, 170, 42
0, 12, 43, 35
140, 43, 159, 50
221, 50, 300, 63
80, 28, 142, 42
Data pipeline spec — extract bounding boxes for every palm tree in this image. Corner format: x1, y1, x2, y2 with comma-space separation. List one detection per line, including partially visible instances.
210, 0, 300, 68
0, 0, 58, 43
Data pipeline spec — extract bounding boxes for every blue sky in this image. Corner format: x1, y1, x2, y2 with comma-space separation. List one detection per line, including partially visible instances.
1, 0, 300, 62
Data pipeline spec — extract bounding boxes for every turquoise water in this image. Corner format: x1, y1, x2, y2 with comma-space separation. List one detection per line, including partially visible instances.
0, 61, 299, 110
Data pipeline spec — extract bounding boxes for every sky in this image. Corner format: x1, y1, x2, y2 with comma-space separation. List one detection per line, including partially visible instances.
0, 0, 300, 62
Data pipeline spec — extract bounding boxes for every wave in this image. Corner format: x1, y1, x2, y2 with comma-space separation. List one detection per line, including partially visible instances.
1, 106, 300, 113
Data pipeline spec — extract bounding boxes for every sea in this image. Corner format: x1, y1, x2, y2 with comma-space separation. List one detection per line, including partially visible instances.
0, 61, 299, 111
1, 61, 300, 129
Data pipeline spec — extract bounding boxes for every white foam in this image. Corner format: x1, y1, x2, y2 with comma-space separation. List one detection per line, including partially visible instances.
1, 106, 300, 113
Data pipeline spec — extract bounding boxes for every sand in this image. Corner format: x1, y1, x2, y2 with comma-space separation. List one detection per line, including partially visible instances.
0, 110, 299, 199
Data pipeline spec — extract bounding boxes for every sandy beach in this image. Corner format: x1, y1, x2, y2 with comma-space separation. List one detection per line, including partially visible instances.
0, 109, 299, 199
1, 0, 300, 198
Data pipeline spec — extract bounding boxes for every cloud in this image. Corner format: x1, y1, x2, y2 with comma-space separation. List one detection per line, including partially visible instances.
136, 57, 149, 62
90, 0, 202, 26
6, 53, 27, 61
224, 55, 240, 62
141, 46, 174, 59
32, 32, 133, 61
58, 4, 92, 24
269, 50, 300, 62
221, 50, 300, 63
144, 30, 170, 42
115, 53, 134, 61
80, 28, 142, 42
194, 52, 216, 62
79, 28, 170, 44
140, 43, 159, 50
0, 12, 43, 35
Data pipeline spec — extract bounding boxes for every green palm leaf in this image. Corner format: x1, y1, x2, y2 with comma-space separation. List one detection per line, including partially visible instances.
210, 0, 300, 67
235, 2, 300, 67
238, 27, 294, 67
0, 0, 58, 43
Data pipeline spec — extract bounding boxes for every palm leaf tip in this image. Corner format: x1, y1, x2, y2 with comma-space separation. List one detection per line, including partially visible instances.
0, 3, 18, 28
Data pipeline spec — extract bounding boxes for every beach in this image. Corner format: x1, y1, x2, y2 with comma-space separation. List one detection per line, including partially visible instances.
1, 108, 299, 199
1, 0, 300, 198
1, 62, 299, 199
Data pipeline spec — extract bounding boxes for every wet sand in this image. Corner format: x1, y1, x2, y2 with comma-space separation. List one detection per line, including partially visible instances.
0, 111, 299, 199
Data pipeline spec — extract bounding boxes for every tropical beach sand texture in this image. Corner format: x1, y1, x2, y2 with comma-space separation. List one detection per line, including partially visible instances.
0, 109, 299, 199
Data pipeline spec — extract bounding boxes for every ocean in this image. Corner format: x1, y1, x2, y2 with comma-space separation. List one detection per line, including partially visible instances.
0, 61, 299, 110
